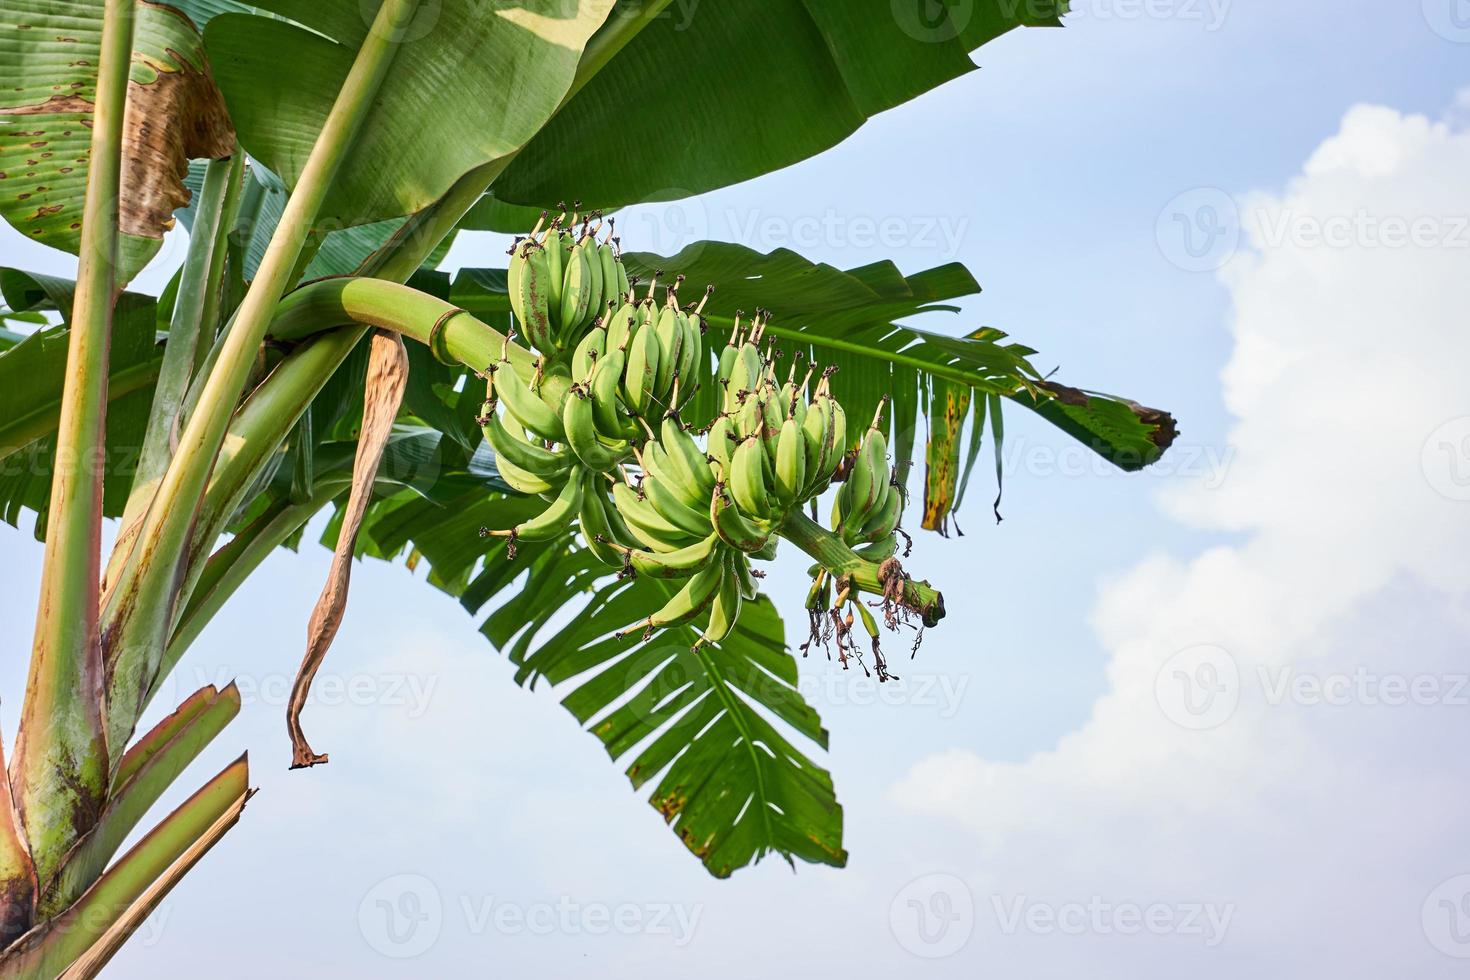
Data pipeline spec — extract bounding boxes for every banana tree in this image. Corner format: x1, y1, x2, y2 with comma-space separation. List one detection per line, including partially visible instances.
0, 0, 1175, 972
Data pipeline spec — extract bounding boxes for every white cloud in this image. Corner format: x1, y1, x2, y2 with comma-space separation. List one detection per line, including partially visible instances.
892, 100, 1470, 975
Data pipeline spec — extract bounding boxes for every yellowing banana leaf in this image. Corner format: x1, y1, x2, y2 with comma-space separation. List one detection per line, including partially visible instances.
922, 378, 972, 535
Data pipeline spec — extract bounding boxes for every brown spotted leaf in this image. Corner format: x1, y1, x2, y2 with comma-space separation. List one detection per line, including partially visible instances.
0, 1, 234, 284
287, 331, 408, 769
921, 378, 972, 535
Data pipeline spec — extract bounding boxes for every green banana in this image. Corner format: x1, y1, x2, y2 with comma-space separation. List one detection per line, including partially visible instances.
613, 480, 703, 553
598, 237, 621, 313
730, 436, 772, 519
494, 361, 566, 443
571, 323, 606, 383
563, 385, 626, 472
856, 479, 902, 543
653, 302, 682, 400
641, 440, 704, 510
707, 414, 737, 471
773, 417, 806, 509
588, 345, 636, 441
614, 531, 723, 580
639, 464, 713, 538
660, 417, 717, 500
492, 453, 563, 496
579, 471, 630, 568
851, 425, 889, 528
800, 394, 830, 497
676, 309, 701, 388
545, 223, 569, 322
606, 301, 638, 352
625, 559, 726, 638
480, 401, 571, 480
735, 392, 765, 441
695, 553, 743, 649
488, 470, 583, 545
855, 535, 900, 562
622, 305, 661, 416
559, 235, 596, 342
731, 551, 760, 601
760, 391, 784, 460
711, 485, 773, 554
508, 240, 556, 355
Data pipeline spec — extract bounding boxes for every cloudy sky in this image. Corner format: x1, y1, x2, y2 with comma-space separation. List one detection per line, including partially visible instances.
2, 2, 1469, 975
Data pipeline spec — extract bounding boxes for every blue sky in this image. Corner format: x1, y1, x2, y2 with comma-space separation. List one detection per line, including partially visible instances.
2, 2, 1469, 975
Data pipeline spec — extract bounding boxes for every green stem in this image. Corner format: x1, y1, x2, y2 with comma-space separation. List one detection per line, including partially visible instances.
99, 0, 417, 758
779, 510, 945, 626
110, 154, 238, 586
195, 148, 246, 373
269, 278, 556, 391
38, 687, 241, 918
178, 149, 245, 426
11, 0, 133, 893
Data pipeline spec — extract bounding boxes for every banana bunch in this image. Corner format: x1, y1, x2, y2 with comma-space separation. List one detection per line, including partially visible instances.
484, 219, 939, 661
597, 416, 759, 649
602, 274, 710, 423
797, 398, 907, 680
705, 313, 847, 553
477, 335, 640, 554
830, 401, 905, 563
508, 205, 630, 358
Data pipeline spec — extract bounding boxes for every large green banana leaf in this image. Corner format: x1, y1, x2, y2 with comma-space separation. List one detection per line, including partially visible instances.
0, 0, 234, 283
0, 273, 160, 533
494, 0, 1068, 209
203, 0, 614, 230
510, 569, 844, 876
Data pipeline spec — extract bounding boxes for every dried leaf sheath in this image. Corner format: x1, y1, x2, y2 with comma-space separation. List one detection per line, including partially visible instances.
287, 331, 408, 768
